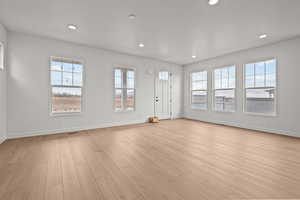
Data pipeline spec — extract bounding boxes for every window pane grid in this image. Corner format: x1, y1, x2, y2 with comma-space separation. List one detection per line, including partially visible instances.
51, 61, 83, 87
245, 59, 276, 88
127, 70, 135, 89
214, 89, 235, 112
215, 66, 235, 89
191, 71, 207, 110
126, 89, 135, 110
159, 71, 169, 81
50, 58, 83, 114
214, 66, 236, 112
191, 90, 207, 110
244, 59, 276, 115
114, 68, 135, 111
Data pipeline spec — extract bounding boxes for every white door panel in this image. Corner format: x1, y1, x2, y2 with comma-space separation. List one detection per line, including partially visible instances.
155, 71, 172, 119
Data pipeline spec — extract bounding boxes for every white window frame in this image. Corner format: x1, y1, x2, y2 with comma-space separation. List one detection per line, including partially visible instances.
113, 67, 136, 112
190, 70, 208, 111
212, 65, 236, 113
49, 56, 85, 116
243, 58, 277, 117
0, 41, 4, 71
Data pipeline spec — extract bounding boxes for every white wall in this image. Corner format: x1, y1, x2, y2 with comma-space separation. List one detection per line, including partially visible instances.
7, 32, 183, 138
0, 24, 7, 143
184, 37, 300, 137
6, 31, 299, 139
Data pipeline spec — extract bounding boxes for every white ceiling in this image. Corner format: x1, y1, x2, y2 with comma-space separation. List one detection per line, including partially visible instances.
1, 0, 300, 65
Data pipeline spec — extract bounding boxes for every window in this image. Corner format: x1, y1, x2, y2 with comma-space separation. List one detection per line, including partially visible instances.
159, 71, 169, 80
114, 68, 135, 111
0, 42, 3, 70
190, 71, 208, 110
244, 59, 276, 115
50, 57, 83, 114
213, 66, 236, 112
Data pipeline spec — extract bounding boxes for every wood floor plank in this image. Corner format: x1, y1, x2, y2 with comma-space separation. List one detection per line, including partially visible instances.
44, 135, 64, 200
57, 135, 86, 200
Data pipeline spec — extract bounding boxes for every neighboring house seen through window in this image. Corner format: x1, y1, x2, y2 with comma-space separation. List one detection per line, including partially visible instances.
244, 59, 276, 115
213, 66, 236, 112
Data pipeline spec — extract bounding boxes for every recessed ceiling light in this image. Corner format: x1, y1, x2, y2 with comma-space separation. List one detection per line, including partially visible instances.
208, 0, 219, 5
67, 24, 77, 30
259, 34, 268, 39
128, 14, 136, 19
192, 55, 197, 59
138, 43, 145, 48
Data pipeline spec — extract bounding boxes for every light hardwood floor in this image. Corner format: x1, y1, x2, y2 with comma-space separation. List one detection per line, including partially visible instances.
0, 119, 300, 200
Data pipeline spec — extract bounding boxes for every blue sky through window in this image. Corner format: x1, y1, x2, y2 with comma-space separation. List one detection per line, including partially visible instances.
245, 59, 276, 88
51, 61, 83, 87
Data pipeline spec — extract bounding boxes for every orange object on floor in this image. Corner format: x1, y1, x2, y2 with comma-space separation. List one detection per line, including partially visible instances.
149, 116, 159, 123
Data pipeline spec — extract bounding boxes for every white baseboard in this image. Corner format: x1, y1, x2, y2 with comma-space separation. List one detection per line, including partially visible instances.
183, 115, 300, 138
7, 119, 148, 139
0, 136, 6, 144
6, 116, 299, 139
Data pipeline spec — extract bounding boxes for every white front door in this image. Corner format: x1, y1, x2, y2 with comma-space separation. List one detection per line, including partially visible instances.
155, 71, 172, 120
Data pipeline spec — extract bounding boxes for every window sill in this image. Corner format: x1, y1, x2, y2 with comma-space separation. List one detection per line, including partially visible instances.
190, 107, 208, 111
244, 112, 277, 118
115, 109, 135, 113
213, 110, 236, 114
50, 112, 83, 117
